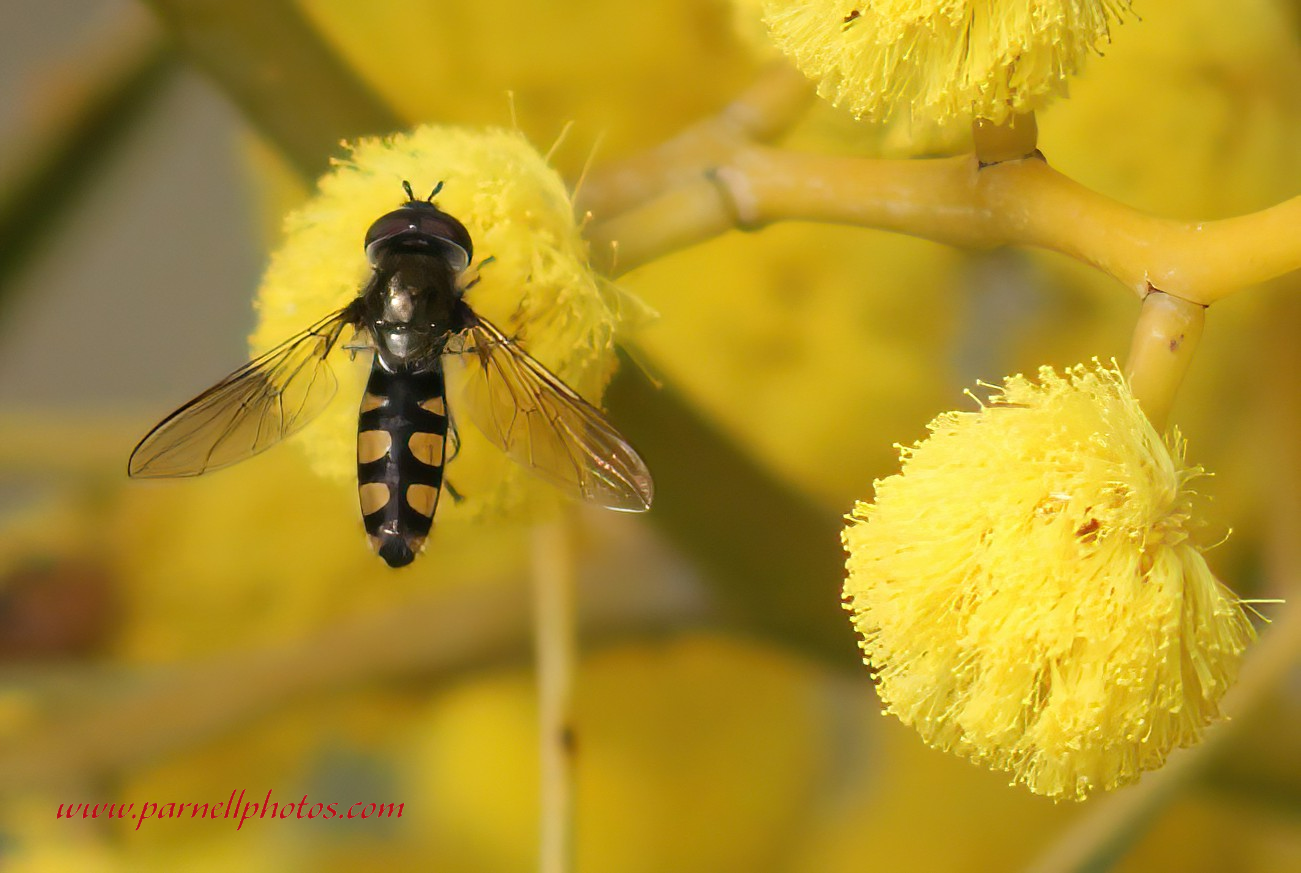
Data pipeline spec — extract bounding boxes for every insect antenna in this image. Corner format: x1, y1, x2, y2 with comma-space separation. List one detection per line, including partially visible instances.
402, 180, 416, 202
462, 255, 496, 292
428, 181, 444, 200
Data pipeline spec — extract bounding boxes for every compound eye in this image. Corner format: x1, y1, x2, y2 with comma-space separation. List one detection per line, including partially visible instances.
412, 211, 473, 264
363, 213, 417, 251
363, 208, 473, 270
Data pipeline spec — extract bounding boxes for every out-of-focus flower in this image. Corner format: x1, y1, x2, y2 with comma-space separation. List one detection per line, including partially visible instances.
299, 0, 759, 176
404, 635, 830, 871
252, 124, 627, 517
759, 0, 1133, 125
1041, 0, 1301, 220
842, 362, 1256, 800
1012, 0, 1301, 564
112, 443, 531, 660
630, 226, 957, 510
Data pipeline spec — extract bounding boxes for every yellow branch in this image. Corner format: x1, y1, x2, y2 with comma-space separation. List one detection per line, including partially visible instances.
533, 512, 578, 873
576, 61, 814, 221
588, 145, 1301, 304
0, 515, 703, 789
1124, 291, 1206, 430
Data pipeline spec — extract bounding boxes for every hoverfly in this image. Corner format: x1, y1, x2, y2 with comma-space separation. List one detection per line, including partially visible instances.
129, 182, 653, 567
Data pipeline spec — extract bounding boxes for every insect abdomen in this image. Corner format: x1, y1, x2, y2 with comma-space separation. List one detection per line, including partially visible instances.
356, 362, 448, 567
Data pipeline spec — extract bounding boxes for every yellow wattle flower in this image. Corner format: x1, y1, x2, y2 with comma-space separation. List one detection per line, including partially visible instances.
842, 362, 1256, 800
251, 125, 625, 518
761, 0, 1133, 125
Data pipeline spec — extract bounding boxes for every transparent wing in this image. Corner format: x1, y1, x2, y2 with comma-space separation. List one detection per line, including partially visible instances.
444, 317, 653, 511
128, 308, 358, 478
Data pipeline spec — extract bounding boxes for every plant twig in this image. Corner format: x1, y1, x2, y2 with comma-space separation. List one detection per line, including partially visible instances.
533, 513, 578, 873
588, 146, 1301, 302
576, 60, 813, 220
0, 411, 139, 476
0, 516, 704, 793
142, 0, 403, 179
1124, 290, 1206, 430
0, 15, 174, 316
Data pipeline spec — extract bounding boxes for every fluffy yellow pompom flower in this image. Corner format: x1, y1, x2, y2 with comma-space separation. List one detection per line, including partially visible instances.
842, 363, 1256, 800
251, 125, 624, 518
761, 0, 1132, 125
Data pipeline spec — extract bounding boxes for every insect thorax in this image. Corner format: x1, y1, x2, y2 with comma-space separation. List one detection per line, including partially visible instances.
366, 252, 463, 370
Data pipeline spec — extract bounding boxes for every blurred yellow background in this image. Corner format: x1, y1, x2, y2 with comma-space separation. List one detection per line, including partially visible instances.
0, 0, 1298, 870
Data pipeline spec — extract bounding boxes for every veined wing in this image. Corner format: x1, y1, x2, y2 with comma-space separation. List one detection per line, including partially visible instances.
444, 316, 653, 511
128, 307, 359, 478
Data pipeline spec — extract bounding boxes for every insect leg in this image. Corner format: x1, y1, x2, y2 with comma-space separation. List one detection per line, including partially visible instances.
446, 416, 462, 463
440, 417, 466, 503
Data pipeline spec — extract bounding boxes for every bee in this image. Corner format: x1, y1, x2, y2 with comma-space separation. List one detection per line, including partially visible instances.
129, 182, 653, 567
